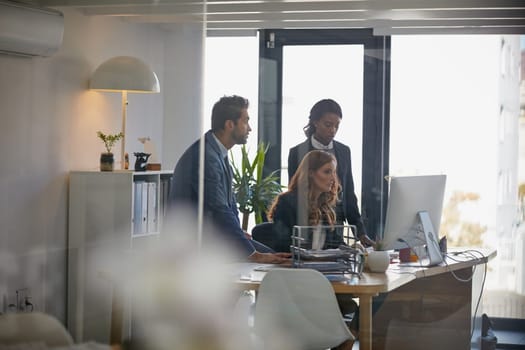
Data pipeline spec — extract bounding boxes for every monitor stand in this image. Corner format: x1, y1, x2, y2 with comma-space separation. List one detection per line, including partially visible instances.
418, 211, 444, 266
400, 211, 444, 267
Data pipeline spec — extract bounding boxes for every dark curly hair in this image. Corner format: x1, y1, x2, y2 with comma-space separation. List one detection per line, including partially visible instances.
303, 99, 342, 137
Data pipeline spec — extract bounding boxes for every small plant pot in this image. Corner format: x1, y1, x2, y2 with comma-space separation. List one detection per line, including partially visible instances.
366, 250, 390, 273
100, 153, 114, 172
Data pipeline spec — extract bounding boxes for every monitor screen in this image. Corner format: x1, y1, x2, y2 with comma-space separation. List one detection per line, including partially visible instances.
381, 174, 447, 251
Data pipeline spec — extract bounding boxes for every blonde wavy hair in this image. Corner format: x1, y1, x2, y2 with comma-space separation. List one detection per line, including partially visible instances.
268, 150, 340, 226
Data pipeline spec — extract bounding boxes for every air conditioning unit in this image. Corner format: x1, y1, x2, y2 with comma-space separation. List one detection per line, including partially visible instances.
0, 1, 64, 57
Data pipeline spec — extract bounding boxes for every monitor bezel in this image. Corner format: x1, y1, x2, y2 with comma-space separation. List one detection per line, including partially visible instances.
381, 174, 447, 251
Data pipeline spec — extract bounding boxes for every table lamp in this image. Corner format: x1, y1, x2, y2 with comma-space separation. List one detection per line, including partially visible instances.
90, 56, 160, 169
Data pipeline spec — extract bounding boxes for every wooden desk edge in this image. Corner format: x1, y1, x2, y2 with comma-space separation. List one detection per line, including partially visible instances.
234, 248, 496, 294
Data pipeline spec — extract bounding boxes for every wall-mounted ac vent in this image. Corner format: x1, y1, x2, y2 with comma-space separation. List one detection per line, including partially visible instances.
0, 1, 64, 57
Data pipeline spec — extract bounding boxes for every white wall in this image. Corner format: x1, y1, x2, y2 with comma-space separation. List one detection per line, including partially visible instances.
0, 7, 203, 323
162, 23, 205, 169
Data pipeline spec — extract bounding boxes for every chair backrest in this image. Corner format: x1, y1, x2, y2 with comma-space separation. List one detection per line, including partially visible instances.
252, 222, 279, 251
254, 268, 353, 350
0, 312, 74, 347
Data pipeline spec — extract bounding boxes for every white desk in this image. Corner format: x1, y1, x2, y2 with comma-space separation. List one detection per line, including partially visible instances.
235, 248, 496, 350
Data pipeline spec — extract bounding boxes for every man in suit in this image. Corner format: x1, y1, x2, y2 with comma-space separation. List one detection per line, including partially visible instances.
288, 98, 374, 246
169, 95, 290, 263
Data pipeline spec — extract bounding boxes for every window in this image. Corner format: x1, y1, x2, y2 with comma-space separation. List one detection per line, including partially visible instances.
204, 35, 259, 145
205, 34, 525, 320
390, 35, 524, 319
205, 35, 260, 229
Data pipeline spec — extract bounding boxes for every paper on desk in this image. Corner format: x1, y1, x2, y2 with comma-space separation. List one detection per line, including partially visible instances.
229, 262, 259, 279
300, 248, 348, 259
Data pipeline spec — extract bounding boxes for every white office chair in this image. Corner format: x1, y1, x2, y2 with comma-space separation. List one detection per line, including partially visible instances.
253, 268, 354, 350
0, 312, 74, 347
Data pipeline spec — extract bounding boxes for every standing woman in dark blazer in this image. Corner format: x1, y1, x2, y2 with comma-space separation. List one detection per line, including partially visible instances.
288, 98, 374, 246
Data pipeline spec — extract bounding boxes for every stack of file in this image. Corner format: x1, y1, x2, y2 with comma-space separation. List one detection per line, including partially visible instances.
132, 181, 157, 235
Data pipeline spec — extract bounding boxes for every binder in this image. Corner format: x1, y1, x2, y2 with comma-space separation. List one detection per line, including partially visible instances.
133, 181, 145, 235
147, 182, 157, 233
158, 178, 167, 229
141, 182, 149, 234
158, 176, 172, 231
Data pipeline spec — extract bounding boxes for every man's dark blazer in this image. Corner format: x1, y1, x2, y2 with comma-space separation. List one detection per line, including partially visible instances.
168, 130, 255, 256
288, 138, 366, 237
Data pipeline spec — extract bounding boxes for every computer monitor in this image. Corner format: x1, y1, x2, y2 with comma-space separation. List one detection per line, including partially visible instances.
381, 175, 446, 264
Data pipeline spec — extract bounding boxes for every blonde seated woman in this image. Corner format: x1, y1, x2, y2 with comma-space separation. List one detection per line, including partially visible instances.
268, 150, 347, 252
267, 150, 359, 348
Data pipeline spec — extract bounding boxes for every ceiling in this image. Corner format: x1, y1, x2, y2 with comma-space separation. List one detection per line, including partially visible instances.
34, 0, 525, 36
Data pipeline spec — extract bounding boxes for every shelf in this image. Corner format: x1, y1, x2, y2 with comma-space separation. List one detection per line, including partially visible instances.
67, 170, 173, 343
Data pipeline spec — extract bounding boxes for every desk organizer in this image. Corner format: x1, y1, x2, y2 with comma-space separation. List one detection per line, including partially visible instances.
291, 225, 364, 277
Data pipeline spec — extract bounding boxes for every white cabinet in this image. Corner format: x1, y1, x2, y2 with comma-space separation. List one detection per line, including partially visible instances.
67, 170, 172, 343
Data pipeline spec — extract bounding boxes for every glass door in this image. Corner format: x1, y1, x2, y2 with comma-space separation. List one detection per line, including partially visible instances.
281, 44, 364, 192
258, 29, 391, 238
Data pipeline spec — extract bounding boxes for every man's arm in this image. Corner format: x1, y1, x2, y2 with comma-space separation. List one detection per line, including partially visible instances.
202, 156, 256, 255
203, 156, 290, 263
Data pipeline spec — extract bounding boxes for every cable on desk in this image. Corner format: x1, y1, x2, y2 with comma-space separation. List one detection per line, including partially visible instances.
443, 249, 488, 340
443, 249, 485, 282
443, 257, 476, 283
389, 245, 489, 343
397, 237, 428, 278
471, 261, 487, 340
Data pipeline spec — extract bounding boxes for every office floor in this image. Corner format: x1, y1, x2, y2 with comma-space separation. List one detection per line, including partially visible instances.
495, 330, 525, 349
492, 317, 525, 349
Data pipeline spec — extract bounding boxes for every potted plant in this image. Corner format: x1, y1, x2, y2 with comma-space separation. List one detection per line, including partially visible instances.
230, 142, 283, 231
97, 131, 123, 171
366, 240, 390, 273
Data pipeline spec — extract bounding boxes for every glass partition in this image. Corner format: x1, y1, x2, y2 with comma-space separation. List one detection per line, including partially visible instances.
390, 35, 524, 319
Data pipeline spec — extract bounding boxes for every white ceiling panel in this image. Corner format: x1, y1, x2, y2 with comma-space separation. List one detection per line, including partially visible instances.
34, 0, 525, 35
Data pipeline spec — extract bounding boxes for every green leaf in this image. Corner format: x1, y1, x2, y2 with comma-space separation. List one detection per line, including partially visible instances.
229, 141, 283, 230
97, 131, 124, 153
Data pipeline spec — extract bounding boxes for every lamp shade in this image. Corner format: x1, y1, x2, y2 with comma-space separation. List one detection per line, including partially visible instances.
90, 56, 160, 93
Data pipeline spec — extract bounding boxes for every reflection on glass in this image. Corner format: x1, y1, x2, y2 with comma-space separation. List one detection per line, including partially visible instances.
204, 35, 260, 230
390, 35, 524, 319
